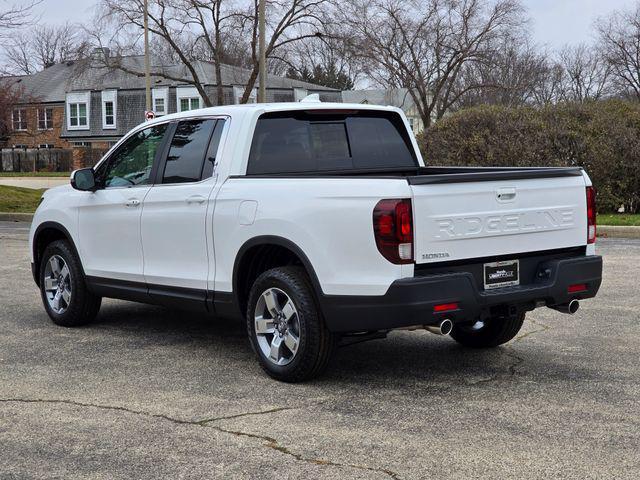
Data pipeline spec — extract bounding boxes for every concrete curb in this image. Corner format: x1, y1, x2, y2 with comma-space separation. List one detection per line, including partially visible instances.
0, 213, 34, 222
0, 212, 639, 238
597, 225, 640, 239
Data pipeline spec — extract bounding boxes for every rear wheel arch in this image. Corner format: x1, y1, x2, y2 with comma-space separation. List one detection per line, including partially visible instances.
232, 236, 324, 317
33, 222, 84, 286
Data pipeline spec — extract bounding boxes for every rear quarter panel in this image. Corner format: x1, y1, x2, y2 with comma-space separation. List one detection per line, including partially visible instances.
212, 177, 414, 296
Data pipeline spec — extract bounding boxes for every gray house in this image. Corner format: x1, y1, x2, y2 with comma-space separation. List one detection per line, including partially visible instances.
4, 49, 341, 149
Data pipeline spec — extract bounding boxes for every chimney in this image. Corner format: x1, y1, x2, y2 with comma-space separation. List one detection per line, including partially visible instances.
91, 47, 110, 64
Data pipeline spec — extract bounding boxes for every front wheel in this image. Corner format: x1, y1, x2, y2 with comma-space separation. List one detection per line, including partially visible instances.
450, 312, 525, 348
39, 240, 101, 327
246, 266, 336, 382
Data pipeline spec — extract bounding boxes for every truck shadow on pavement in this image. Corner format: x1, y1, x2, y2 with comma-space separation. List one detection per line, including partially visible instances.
86, 300, 595, 390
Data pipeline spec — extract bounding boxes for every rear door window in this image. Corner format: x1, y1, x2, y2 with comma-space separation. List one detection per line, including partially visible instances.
162, 119, 217, 183
247, 111, 417, 175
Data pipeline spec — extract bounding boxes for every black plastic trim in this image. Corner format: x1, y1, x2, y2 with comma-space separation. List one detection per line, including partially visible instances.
32, 221, 85, 287
85, 276, 209, 312
407, 166, 584, 185
224, 235, 324, 320
319, 255, 602, 333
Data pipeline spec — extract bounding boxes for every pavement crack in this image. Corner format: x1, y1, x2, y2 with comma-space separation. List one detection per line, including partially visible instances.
209, 424, 402, 479
504, 347, 525, 376
0, 398, 401, 479
515, 317, 551, 343
197, 406, 296, 425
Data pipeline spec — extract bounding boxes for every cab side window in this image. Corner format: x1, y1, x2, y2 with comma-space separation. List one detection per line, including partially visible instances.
162, 119, 217, 184
101, 124, 168, 188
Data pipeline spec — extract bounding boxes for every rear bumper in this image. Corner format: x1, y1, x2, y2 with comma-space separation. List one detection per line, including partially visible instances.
320, 255, 602, 333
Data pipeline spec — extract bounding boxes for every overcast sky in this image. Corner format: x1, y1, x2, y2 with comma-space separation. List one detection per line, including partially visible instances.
32, 0, 639, 50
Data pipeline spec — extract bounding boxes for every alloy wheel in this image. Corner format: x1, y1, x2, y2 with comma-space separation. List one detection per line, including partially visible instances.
43, 255, 72, 314
254, 287, 301, 366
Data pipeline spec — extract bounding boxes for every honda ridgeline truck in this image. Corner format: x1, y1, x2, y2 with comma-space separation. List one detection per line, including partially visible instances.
29, 101, 603, 381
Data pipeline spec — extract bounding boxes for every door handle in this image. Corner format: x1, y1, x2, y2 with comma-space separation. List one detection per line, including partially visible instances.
186, 195, 207, 205
125, 198, 140, 207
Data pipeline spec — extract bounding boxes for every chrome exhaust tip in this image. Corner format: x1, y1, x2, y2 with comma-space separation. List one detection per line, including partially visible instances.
426, 319, 453, 336
550, 299, 580, 315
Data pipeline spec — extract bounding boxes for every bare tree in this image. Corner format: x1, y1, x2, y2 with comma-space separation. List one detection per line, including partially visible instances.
344, 0, 525, 127
3, 23, 88, 74
0, 0, 41, 38
596, 3, 640, 100
453, 38, 550, 108
559, 43, 611, 102
97, 0, 332, 105
0, 80, 23, 141
530, 59, 565, 106
279, 32, 360, 90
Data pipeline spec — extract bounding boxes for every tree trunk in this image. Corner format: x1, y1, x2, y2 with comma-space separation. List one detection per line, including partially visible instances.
241, 67, 260, 103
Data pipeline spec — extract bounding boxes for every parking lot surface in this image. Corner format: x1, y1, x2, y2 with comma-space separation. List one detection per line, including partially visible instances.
1, 221, 638, 479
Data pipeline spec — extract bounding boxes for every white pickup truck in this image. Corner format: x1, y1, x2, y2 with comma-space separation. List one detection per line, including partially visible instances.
29, 101, 602, 382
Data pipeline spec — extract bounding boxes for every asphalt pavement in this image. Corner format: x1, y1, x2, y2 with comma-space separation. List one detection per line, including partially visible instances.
1, 221, 638, 479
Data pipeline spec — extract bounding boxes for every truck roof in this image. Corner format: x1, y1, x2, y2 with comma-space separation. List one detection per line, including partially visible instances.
145, 101, 403, 127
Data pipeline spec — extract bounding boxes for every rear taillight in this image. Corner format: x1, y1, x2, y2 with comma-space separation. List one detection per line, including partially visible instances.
586, 186, 596, 244
373, 198, 413, 264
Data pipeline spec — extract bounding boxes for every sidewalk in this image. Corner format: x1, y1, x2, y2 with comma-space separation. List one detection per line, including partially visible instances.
0, 177, 69, 190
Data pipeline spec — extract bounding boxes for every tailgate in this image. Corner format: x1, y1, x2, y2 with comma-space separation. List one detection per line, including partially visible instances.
410, 174, 588, 264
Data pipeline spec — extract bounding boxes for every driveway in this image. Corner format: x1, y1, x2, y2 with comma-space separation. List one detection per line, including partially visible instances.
0, 177, 69, 190
1, 221, 638, 479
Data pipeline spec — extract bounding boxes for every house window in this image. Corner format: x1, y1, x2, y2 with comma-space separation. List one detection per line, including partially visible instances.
152, 87, 169, 115
154, 97, 165, 114
13, 109, 27, 131
176, 87, 203, 113
73, 141, 92, 147
179, 97, 200, 112
104, 102, 115, 126
69, 103, 88, 127
101, 90, 117, 129
38, 108, 54, 130
66, 92, 90, 130
39, 144, 54, 149
12, 144, 28, 149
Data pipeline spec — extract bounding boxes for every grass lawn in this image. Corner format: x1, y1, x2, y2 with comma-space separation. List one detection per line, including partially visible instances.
598, 214, 640, 226
0, 185, 46, 213
0, 172, 70, 177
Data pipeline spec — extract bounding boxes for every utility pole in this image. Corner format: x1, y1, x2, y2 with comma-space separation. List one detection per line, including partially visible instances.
258, 0, 266, 103
144, 0, 152, 113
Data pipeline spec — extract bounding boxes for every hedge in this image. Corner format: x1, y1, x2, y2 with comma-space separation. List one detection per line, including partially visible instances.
419, 100, 640, 213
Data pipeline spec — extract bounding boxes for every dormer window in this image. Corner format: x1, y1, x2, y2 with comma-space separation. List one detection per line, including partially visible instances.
66, 92, 90, 130
152, 87, 169, 115
102, 90, 117, 129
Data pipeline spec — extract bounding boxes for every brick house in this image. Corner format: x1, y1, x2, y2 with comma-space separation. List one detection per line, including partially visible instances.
2, 48, 340, 154
1, 64, 74, 149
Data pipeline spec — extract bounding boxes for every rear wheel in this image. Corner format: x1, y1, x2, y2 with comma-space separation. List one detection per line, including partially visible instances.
246, 266, 336, 382
450, 312, 525, 348
39, 240, 101, 327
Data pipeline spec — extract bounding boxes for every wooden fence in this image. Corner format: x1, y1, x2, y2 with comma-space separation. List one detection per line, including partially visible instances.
0, 147, 109, 172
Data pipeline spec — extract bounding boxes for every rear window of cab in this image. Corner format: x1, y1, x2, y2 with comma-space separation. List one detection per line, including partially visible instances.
247, 110, 418, 175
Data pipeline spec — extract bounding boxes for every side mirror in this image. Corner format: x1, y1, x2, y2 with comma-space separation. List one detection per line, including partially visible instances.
71, 168, 96, 192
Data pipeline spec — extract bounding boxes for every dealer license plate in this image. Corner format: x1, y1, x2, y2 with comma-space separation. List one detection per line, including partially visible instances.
483, 260, 519, 290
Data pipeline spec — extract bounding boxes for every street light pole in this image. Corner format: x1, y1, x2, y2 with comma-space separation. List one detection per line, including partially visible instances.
144, 0, 151, 113
258, 0, 266, 103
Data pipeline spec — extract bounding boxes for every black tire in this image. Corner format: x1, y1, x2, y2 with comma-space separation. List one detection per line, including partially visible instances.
450, 312, 525, 348
39, 240, 101, 327
246, 266, 336, 382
